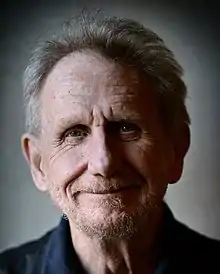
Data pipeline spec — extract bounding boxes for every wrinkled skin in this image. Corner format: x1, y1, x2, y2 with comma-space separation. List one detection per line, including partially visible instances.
22, 50, 189, 273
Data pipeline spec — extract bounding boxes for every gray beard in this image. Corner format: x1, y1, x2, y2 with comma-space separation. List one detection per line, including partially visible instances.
67, 195, 159, 241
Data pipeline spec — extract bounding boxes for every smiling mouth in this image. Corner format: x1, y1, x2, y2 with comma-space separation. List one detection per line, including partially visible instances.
86, 185, 139, 195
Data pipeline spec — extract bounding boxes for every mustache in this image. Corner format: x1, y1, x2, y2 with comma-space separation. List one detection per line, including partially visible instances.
70, 176, 143, 195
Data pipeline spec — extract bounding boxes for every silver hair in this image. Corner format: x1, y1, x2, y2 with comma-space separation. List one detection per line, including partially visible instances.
23, 10, 190, 136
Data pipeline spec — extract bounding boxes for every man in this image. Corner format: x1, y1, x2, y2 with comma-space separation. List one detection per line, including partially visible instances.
0, 11, 219, 274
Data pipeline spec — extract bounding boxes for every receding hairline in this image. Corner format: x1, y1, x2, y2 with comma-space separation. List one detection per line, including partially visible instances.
23, 11, 190, 137
38, 49, 182, 144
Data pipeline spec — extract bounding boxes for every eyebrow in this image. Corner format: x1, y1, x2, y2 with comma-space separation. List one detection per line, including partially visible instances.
108, 114, 142, 124
53, 102, 144, 133
55, 112, 142, 131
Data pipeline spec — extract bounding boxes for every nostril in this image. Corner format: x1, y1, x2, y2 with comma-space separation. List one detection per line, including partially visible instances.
87, 150, 114, 177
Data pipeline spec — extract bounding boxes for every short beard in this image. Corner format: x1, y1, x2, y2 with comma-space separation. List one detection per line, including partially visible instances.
66, 193, 160, 241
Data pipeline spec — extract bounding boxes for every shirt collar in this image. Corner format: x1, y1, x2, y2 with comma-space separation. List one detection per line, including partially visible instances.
42, 217, 85, 274
42, 203, 177, 274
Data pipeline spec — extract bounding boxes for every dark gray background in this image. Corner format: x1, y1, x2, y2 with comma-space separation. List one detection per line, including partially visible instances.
0, 0, 219, 251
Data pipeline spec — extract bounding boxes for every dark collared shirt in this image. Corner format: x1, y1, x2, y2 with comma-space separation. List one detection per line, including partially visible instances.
0, 204, 219, 274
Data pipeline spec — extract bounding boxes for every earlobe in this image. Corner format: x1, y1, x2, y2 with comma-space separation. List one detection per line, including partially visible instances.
21, 133, 47, 192
169, 123, 190, 184
169, 162, 184, 184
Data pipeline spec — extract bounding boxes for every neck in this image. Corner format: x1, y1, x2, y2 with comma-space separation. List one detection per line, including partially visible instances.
69, 205, 164, 274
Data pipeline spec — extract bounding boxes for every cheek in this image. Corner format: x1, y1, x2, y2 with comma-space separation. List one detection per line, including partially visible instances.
44, 146, 87, 190
124, 140, 171, 187
42, 146, 88, 211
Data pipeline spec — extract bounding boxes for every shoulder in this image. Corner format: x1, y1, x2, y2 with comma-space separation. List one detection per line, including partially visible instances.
170, 219, 220, 273
0, 229, 53, 274
177, 220, 220, 250
164, 204, 220, 252
163, 205, 220, 273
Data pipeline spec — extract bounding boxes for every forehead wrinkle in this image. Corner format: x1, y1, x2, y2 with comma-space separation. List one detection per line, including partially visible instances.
51, 102, 92, 130
51, 100, 88, 114
45, 51, 141, 104
53, 83, 97, 98
91, 105, 106, 127
41, 51, 150, 131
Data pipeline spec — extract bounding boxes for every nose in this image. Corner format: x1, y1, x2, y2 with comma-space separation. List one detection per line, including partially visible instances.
88, 127, 119, 178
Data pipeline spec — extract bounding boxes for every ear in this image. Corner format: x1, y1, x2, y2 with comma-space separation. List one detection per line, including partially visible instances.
169, 123, 190, 184
21, 133, 47, 192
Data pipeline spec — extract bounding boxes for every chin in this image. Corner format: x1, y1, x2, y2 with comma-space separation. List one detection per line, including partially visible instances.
74, 212, 138, 240
64, 186, 162, 239
69, 200, 156, 240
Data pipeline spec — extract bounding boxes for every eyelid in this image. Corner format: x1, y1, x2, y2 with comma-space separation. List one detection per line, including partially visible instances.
55, 125, 90, 143
107, 120, 141, 135
65, 124, 90, 135
121, 121, 139, 130
56, 119, 141, 136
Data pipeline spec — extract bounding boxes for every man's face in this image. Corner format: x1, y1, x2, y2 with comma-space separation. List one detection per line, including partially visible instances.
28, 51, 179, 239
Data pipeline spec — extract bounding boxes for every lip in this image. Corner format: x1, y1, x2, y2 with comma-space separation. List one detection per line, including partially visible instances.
85, 185, 139, 195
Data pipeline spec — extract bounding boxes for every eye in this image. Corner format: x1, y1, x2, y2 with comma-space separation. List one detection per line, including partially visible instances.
119, 122, 141, 141
120, 122, 138, 133
108, 121, 141, 141
64, 125, 90, 141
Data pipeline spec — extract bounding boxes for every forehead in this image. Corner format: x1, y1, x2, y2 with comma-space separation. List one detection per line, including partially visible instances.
42, 51, 140, 97
40, 50, 157, 125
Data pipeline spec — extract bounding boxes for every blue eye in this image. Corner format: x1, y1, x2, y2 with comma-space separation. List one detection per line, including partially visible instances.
67, 130, 87, 138
65, 125, 90, 139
